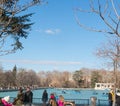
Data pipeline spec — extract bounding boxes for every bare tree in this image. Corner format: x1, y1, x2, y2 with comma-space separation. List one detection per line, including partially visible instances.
75, 0, 120, 37
76, 1, 120, 105
16, 68, 40, 87
37, 71, 47, 87
0, 70, 5, 88
96, 37, 120, 105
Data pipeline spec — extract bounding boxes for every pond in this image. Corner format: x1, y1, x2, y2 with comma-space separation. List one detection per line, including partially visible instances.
0, 88, 109, 105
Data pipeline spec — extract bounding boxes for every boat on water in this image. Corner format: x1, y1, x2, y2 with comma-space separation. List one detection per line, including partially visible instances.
94, 83, 114, 90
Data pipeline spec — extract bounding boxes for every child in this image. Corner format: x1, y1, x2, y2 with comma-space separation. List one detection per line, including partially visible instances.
48, 93, 57, 106
1, 96, 12, 106
57, 95, 64, 106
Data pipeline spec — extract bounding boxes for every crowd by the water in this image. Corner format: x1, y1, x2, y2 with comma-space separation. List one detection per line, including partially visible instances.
1, 87, 120, 106
42, 89, 74, 106
0, 87, 33, 106
0, 87, 75, 106
108, 89, 120, 106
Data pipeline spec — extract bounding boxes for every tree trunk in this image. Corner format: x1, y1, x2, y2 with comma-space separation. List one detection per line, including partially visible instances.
113, 61, 117, 106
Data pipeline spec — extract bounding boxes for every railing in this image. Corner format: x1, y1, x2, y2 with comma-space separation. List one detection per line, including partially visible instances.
7, 97, 109, 106
98, 99, 109, 106
65, 99, 89, 105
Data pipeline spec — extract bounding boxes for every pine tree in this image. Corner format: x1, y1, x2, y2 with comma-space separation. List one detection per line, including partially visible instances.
0, 0, 44, 55
12, 65, 17, 86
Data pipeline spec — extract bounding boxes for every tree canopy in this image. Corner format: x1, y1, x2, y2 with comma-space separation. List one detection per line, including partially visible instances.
0, 0, 44, 56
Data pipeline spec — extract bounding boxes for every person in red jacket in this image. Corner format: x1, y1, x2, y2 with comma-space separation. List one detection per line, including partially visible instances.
1, 96, 12, 106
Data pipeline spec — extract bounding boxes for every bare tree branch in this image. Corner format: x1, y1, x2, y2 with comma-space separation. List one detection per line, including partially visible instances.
111, 0, 120, 20
75, 0, 120, 37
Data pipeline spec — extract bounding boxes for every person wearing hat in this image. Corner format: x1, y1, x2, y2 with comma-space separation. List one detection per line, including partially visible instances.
48, 93, 57, 106
1, 96, 12, 106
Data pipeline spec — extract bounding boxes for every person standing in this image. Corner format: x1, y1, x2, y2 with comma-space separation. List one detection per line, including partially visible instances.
42, 89, 48, 106
13, 87, 24, 105
116, 92, 120, 106
108, 89, 114, 106
24, 87, 33, 106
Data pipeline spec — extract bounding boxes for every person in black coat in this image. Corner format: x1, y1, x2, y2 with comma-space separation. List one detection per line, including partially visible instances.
42, 89, 48, 106
24, 87, 33, 106
116, 93, 120, 106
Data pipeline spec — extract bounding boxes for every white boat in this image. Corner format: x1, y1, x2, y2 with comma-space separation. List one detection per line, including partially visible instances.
94, 83, 114, 90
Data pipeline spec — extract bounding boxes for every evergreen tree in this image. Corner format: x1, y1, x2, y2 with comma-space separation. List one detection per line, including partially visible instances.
91, 71, 101, 88
73, 70, 83, 87
0, 0, 44, 55
12, 65, 17, 86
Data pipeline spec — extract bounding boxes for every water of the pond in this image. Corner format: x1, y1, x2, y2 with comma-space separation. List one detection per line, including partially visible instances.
0, 88, 109, 104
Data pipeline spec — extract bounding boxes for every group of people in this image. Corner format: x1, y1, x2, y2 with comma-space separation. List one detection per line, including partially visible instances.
108, 89, 120, 106
42, 89, 74, 106
4, 88, 120, 106
0, 87, 33, 106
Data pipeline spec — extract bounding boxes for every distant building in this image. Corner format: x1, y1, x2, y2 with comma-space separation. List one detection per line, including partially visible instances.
94, 83, 114, 90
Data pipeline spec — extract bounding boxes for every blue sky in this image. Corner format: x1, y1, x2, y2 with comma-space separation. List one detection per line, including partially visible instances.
0, 0, 108, 72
